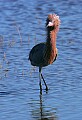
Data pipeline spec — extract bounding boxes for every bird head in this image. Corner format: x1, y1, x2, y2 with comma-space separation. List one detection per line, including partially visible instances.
46, 14, 60, 29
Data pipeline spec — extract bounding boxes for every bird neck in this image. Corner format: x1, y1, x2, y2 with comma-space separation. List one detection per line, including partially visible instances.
46, 27, 58, 51
45, 27, 59, 64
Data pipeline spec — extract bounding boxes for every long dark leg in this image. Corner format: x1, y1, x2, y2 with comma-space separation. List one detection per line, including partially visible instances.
41, 73, 48, 91
39, 67, 42, 92
39, 67, 48, 91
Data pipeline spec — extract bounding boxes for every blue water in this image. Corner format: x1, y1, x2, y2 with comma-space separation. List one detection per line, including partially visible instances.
0, 0, 82, 120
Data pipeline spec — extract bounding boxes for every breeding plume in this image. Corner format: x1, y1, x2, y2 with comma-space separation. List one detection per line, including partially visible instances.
29, 14, 60, 92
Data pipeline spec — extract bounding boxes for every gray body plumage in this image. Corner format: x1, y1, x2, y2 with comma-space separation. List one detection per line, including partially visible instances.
29, 43, 48, 67
29, 42, 57, 67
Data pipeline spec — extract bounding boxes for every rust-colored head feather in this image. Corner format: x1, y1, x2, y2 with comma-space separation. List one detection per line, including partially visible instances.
46, 14, 60, 28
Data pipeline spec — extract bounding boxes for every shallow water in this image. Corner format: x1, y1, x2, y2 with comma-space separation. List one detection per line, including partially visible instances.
0, 0, 82, 120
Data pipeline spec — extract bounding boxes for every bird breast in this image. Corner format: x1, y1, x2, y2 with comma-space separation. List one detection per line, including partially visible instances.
44, 47, 58, 65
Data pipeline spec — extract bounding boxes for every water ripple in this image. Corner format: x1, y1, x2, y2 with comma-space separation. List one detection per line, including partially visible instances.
0, 0, 82, 120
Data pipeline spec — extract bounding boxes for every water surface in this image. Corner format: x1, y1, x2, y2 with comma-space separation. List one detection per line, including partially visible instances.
0, 0, 82, 120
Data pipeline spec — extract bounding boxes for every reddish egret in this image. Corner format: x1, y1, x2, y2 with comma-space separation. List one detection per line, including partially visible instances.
29, 14, 60, 92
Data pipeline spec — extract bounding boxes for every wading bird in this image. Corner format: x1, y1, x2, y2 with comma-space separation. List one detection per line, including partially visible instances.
29, 14, 60, 92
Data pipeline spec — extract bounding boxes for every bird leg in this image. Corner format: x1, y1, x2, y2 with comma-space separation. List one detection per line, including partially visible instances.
39, 67, 42, 91
39, 67, 48, 92
41, 73, 48, 91
39, 72, 42, 94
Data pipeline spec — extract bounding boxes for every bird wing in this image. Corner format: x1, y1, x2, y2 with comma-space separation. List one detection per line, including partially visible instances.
29, 43, 46, 66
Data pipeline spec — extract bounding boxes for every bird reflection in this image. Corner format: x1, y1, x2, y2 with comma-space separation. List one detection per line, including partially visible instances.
39, 94, 57, 120
31, 93, 57, 120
